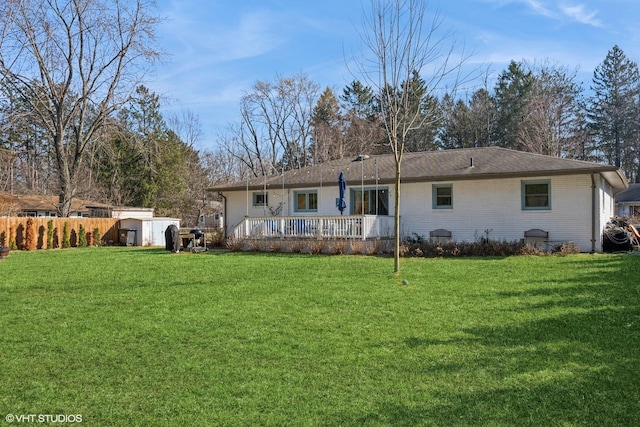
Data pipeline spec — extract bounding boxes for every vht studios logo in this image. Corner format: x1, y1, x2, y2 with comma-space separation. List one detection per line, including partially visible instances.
5, 414, 82, 423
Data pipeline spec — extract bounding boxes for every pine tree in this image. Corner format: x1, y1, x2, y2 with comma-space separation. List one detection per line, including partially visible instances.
588, 45, 640, 182
493, 61, 536, 149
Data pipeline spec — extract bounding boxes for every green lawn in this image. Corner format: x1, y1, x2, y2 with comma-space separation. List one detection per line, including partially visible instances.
1, 248, 639, 426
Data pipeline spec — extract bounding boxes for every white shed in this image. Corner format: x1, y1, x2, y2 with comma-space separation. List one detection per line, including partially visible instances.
119, 217, 181, 246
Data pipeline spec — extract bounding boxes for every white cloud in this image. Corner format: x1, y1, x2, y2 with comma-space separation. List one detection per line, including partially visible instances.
560, 4, 602, 27
522, 0, 556, 18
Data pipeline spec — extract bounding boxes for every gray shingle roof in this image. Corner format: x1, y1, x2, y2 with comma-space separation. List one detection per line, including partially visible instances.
209, 147, 628, 192
615, 183, 640, 203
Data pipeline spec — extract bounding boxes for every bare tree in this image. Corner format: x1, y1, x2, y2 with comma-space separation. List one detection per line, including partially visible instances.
220, 73, 321, 178
0, 0, 159, 216
355, 0, 469, 273
518, 62, 587, 159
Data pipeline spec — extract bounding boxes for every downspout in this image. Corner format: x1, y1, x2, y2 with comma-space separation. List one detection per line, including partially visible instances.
591, 173, 596, 253
218, 192, 227, 239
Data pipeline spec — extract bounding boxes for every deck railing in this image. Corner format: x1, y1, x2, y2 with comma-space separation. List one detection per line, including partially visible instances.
232, 215, 394, 240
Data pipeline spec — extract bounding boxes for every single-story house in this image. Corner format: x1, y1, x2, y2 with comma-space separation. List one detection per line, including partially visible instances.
0, 193, 110, 217
208, 147, 628, 252
0, 193, 158, 219
615, 183, 640, 218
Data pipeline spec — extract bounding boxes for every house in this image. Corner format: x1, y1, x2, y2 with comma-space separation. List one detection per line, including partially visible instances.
0, 193, 108, 217
0, 193, 158, 220
208, 147, 628, 252
615, 183, 640, 218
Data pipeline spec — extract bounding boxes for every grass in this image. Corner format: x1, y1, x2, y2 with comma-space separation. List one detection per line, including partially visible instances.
1, 247, 639, 426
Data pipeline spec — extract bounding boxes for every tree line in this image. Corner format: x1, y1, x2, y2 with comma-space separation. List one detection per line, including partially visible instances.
219, 45, 640, 184
1, 0, 638, 223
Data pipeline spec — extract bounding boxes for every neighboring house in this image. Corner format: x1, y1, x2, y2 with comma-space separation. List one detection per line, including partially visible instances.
615, 183, 640, 218
0, 193, 108, 217
0, 193, 155, 219
197, 201, 224, 229
208, 147, 628, 252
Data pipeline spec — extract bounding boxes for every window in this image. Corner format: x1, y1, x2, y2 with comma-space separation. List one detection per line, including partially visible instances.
252, 192, 268, 207
433, 184, 453, 209
522, 180, 551, 210
294, 190, 318, 212
351, 188, 389, 215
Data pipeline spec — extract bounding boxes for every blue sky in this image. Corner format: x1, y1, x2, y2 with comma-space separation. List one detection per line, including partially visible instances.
152, 0, 640, 151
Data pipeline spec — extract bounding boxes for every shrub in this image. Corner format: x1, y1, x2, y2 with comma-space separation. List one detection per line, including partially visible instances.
225, 237, 243, 252
9, 227, 17, 250
93, 228, 102, 247
401, 233, 582, 258
306, 240, 325, 255
47, 220, 54, 249
78, 224, 87, 247
62, 222, 71, 249
24, 218, 36, 250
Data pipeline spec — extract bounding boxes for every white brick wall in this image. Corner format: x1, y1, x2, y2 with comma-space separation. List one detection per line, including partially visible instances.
221, 173, 614, 251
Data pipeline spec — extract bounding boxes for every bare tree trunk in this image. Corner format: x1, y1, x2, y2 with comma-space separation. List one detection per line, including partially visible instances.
355, 0, 469, 273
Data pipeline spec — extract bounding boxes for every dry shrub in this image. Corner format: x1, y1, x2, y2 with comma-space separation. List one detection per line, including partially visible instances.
401, 233, 583, 258
371, 238, 392, 255
519, 243, 546, 256
289, 240, 305, 253
226, 237, 244, 252
555, 242, 581, 256
24, 218, 36, 251
244, 239, 261, 252
349, 240, 365, 255
331, 240, 349, 255
259, 240, 283, 253
208, 229, 225, 247
306, 240, 325, 255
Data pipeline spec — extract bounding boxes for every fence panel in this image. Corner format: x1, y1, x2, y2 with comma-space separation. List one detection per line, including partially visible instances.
0, 217, 120, 249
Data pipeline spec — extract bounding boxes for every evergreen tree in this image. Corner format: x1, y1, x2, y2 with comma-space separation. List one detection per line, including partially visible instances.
310, 87, 343, 163
339, 80, 386, 156
439, 94, 472, 149
493, 61, 535, 149
588, 45, 640, 181
401, 71, 440, 152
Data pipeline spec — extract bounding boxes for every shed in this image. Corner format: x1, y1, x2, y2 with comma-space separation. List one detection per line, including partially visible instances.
119, 217, 181, 246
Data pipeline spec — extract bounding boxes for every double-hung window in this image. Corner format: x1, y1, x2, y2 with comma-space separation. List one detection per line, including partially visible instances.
522, 180, 551, 210
294, 190, 318, 212
432, 184, 453, 209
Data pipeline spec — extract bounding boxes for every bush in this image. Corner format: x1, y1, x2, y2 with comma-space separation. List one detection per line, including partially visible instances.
62, 222, 71, 249
24, 218, 36, 251
47, 220, 54, 249
93, 228, 102, 247
78, 224, 87, 247
9, 227, 17, 250
400, 233, 578, 258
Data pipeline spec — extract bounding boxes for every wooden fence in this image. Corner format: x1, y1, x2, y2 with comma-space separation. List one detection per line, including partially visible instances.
0, 217, 120, 249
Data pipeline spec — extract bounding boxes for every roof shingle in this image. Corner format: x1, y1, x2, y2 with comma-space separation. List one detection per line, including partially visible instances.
209, 147, 627, 192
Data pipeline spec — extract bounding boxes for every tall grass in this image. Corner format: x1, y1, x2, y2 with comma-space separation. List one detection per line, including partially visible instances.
1, 248, 639, 426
